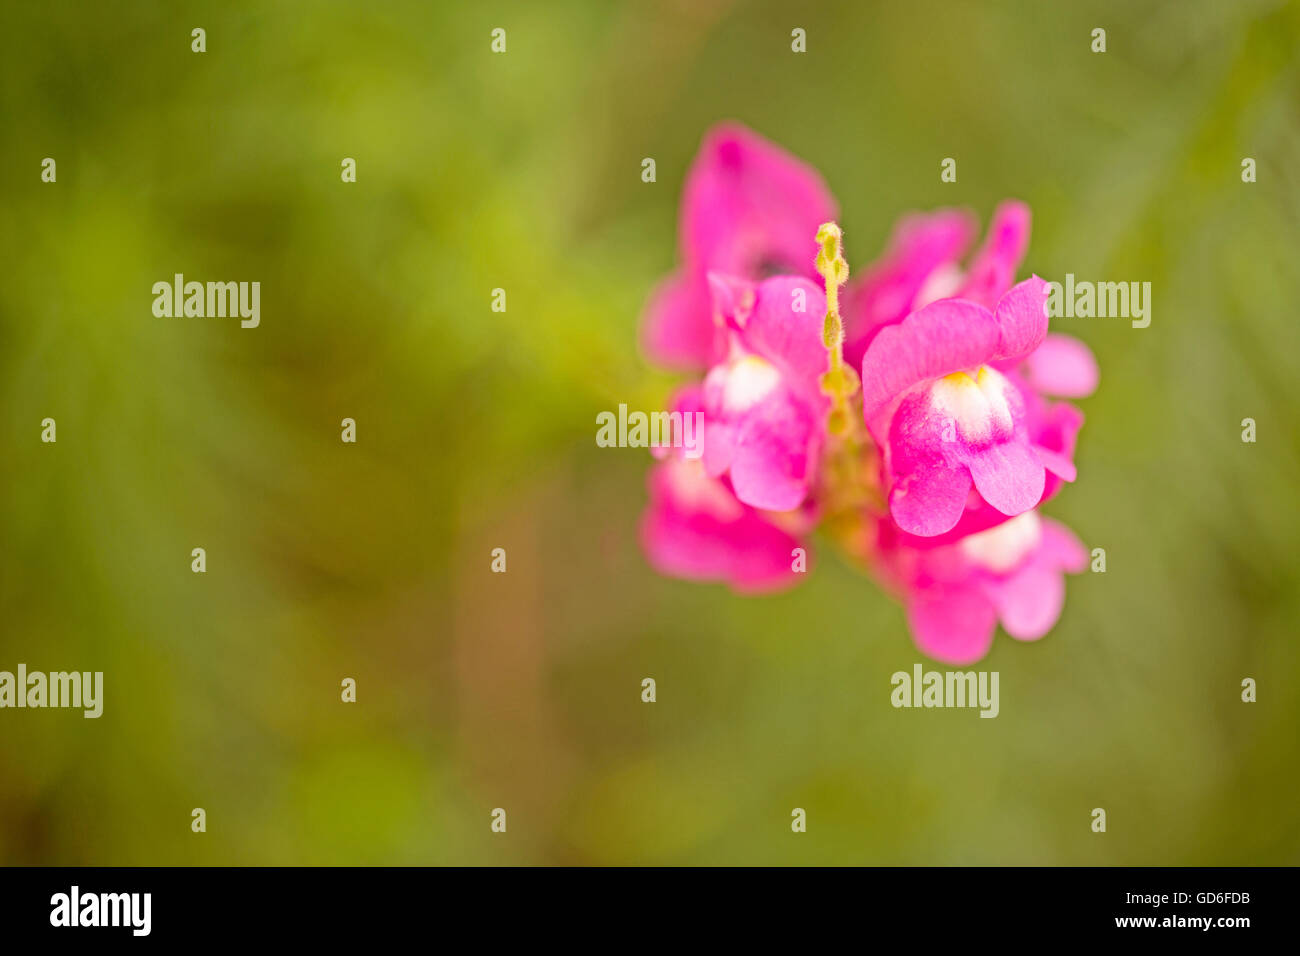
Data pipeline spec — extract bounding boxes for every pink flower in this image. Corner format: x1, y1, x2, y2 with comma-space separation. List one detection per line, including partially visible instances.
862, 276, 1067, 537
641, 123, 837, 370
641, 456, 810, 594
701, 274, 830, 511
887, 372, 1086, 549
635, 124, 1100, 665
844, 200, 1099, 401
874, 511, 1089, 664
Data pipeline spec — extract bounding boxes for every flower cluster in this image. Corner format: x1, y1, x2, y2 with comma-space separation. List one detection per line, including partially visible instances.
639, 124, 1097, 664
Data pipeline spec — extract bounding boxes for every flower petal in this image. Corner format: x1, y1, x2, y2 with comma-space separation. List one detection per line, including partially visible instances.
739, 277, 829, 400
906, 584, 998, 665
889, 458, 973, 537
986, 562, 1064, 641
640, 271, 718, 369
965, 441, 1045, 518
1025, 333, 1099, 398
991, 275, 1050, 363
650, 383, 706, 461
955, 200, 1031, 308
682, 123, 837, 278
1039, 517, 1089, 573
1034, 445, 1076, 482
641, 460, 804, 593
728, 388, 818, 511
861, 299, 999, 423
842, 208, 978, 365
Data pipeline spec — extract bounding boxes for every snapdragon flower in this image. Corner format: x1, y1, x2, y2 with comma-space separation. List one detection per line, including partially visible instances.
638, 124, 1097, 663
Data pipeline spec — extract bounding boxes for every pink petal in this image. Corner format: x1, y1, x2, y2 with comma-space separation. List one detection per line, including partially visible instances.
739, 276, 829, 399
906, 584, 998, 665
991, 275, 1050, 363
1033, 445, 1076, 482
861, 299, 999, 423
965, 441, 1045, 517
701, 418, 737, 477
650, 383, 706, 461
889, 459, 973, 537
668, 382, 704, 415
882, 394, 975, 536
1033, 401, 1085, 494
955, 200, 1031, 308
640, 461, 803, 593
890, 501, 1024, 551
1025, 333, 1099, 398
1039, 518, 1089, 573
706, 271, 757, 332
842, 208, 978, 365
985, 562, 1064, 641
728, 388, 818, 512
1038, 402, 1084, 458
640, 271, 718, 369
682, 123, 837, 279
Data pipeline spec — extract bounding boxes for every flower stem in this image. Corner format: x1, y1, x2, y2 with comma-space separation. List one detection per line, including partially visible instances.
812, 223, 882, 561
814, 222, 859, 438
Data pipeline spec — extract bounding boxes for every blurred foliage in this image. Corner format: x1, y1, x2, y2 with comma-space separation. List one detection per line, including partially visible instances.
1, 0, 1298, 864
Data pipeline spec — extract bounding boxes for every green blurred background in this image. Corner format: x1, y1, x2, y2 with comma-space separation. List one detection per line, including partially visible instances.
2, 0, 1298, 865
